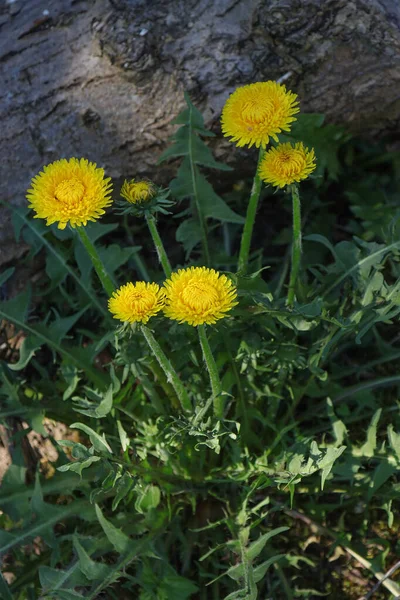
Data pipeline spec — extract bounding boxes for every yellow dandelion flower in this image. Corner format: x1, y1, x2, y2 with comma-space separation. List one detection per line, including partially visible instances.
259, 142, 316, 188
221, 81, 299, 149
108, 281, 165, 324
120, 179, 156, 204
163, 267, 238, 327
26, 158, 113, 230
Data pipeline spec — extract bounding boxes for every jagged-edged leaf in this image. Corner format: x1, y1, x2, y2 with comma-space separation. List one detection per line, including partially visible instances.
360, 409, 382, 457
0, 287, 30, 322
367, 460, 397, 500
51, 591, 86, 600
0, 267, 15, 288
318, 446, 346, 489
0, 456, 27, 520
0, 498, 87, 555
72, 385, 113, 419
58, 455, 101, 476
8, 335, 42, 371
117, 420, 130, 452
197, 171, 244, 223
171, 160, 244, 223
324, 239, 400, 296
176, 218, 202, 257
227, 553, 285, 582
135, 485, 161, 514
62, 364, 80, 400
0, 293, 106, 387
39, 563, 87, 594
326, 398, 347, 447
0, 572, 13, 600
159, 93, 231, 170
84, 221, 119, 244
388, 424, 400, 461
98, 244, 141, 278
73, 536, 116, 581
247, 527, 289, 561
95, 504, 130, 553
9, 205, 107, 317
278, 113, 348, 181
70, 423, 112, 454
112, 473, 134, 511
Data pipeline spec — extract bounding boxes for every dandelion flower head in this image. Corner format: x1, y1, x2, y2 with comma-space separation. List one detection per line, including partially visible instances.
26, 158, 113, 230
221, 81, 299, 149
258, 142, 316, 188
163, 267, 238, 327
120, 179, 156, 204
108, 281, 166, 324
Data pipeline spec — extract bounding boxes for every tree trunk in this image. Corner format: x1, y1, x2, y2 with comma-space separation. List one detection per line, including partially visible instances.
1, 0, 399, 265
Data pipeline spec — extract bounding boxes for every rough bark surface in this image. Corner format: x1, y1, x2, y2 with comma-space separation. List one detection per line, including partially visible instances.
1, 0, 399, 265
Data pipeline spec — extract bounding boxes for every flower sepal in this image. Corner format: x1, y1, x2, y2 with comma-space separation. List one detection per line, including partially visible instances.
115, 179, 175, 217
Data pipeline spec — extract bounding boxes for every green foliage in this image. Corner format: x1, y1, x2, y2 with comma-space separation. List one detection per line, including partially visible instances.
1, 94, 400, 600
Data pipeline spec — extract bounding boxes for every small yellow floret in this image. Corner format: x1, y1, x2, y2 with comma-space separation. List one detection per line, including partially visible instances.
120, 179, 156, 204
258, 142, 316, 188
108, 281, 165, 324
26, 158, 113, 229
163, 267, 238, 327
221, 81, 299, 149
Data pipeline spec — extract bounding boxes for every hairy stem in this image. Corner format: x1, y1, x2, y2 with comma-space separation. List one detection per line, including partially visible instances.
141, 325, 191, 412
237, 146, 265, 274
76, 227, 115, 297
198, 324, 223, 417
145, 214, 172, 278
287, 184, 302, 306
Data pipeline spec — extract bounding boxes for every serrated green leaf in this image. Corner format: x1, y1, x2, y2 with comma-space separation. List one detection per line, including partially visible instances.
39, 563, 86, 593
246, 527, 289, 562
388, 424, 400, 461
96, 385, 113, 418
95, 504, 130, 553
9, 205, 108, 317
0, 301, 106, 388
326, 398, 347, 447
117, 420, 130, 452
0, 500, 87, 555
360, 409, 382, 457
73, 536, 115, 581
112, 473, 134, 511
176, 218, 201, 257
0, 571, 13, 600
135, 485, 161, 514
70, 423, 112, 454
8, 335, 42, 371
367, 459, 397, 500
61, 364, 80, 400
0, 267, 15, 288
318, 446, 346, 490
58, 455, 101, 476
98, 244, 140, 278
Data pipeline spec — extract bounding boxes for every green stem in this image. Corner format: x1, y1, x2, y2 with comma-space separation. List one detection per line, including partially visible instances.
76, 227, 115, 297
237, 146, 265, 274
188, 103, 210, 266
198, 324, 223, 417
140, 325, 191, 412
287, 184, 302, 306
145, 214, 172, 278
